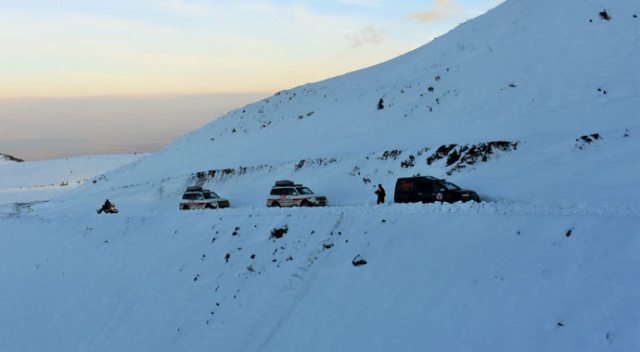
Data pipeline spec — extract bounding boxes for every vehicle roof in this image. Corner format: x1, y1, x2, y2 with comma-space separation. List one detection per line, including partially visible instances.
396, 176, 441, 181
184, 189, 213, 193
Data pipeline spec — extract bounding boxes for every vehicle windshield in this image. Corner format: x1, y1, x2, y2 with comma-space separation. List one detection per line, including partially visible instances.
202, 191, 220, 199
443, 182, 461, 191
296, 187, 314, 195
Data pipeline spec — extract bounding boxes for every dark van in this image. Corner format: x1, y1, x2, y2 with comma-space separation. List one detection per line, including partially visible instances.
394, 176, 480, 204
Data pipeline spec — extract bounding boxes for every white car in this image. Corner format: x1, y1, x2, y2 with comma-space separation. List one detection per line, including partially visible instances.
180, 186, 230, 210
266, 180, 328, 207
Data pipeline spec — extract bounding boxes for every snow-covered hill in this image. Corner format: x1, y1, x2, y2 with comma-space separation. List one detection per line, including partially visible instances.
0, 154, 143, 207
1, 0, 639, 351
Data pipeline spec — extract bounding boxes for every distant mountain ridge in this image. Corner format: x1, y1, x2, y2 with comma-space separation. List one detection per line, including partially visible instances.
0, 153, 24, 163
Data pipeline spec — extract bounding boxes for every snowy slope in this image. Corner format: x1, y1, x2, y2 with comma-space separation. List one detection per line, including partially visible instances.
1, 0, 639, 351
0, 154, 143, 207
45, 0, 639, 211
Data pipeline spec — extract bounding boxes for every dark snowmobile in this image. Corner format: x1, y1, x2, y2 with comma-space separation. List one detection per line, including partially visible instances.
97, 199, 118, 214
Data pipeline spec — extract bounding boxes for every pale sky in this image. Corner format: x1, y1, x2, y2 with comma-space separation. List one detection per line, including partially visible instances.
0, 0, 504, 159
1, 0, 504, 98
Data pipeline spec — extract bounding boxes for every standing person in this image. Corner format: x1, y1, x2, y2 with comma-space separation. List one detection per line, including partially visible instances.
375, 184, 386, 204
102, 199, 112, 213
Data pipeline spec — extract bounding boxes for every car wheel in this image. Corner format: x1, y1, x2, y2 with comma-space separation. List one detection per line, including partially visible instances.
270, 201, 281, 207
300, 200, 312, 207
205, 203, 216, 209
181, 204, 190, 210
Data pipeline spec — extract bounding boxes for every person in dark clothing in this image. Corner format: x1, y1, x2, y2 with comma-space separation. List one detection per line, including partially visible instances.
375, 184, 386, 204
98, 199, 115, 213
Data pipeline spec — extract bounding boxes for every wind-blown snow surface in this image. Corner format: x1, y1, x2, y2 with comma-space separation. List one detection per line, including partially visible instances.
1, 0, 639, 351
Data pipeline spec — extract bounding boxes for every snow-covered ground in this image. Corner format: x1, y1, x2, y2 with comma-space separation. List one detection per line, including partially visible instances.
1, 0, 639, 351
0, 154, 143, 207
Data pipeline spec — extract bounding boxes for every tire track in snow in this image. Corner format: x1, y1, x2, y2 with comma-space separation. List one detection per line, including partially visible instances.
254, 212, 345, 352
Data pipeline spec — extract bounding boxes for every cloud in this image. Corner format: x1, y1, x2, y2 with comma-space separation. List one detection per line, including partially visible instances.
346, 25, 384, 47
409, 0, 465, 22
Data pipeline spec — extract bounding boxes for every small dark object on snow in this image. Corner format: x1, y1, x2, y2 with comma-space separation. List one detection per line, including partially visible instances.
97, 199, 118, 214
599, 10, 611, 21
352, 255, 367, 267
580, 133, 600, 143
270, 226, 288, 239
